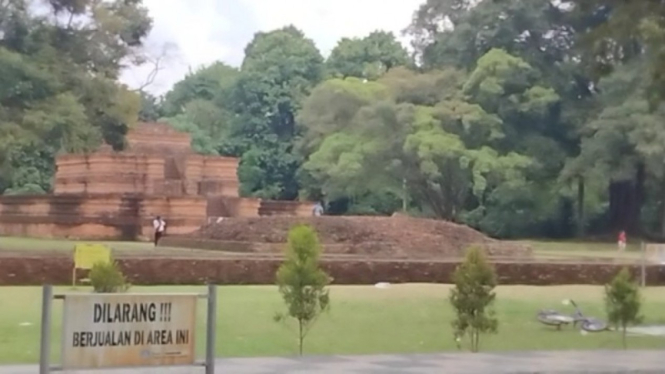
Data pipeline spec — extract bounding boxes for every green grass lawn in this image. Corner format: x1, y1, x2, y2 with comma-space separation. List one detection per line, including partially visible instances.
1, 284, 664, 364
525, 240, 642, 260
0, 236, 152, 252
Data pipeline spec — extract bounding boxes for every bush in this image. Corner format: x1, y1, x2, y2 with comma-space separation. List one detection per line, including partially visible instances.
89, 261, 130, 293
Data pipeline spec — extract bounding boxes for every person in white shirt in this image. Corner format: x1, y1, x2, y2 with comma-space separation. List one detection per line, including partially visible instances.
312, 202, 324, 217
152, 216, 166, 246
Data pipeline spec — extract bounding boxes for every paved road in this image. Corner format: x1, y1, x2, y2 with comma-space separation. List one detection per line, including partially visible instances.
3, 350, 664, 373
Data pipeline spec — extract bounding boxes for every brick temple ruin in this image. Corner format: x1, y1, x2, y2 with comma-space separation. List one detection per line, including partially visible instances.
0, 123, 312, 240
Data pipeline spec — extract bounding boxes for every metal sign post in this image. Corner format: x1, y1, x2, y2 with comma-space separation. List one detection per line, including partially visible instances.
205, 284, 217, 374
39, 284, 218, 373
39, 285, 53, 374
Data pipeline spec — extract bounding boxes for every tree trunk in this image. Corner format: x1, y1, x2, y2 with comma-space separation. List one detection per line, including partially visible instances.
622, 324, 627, 349
660, 178, 665, 237
577, 177, 585, 237
635, 163, 645, 235
559, 197, 575, 237
609, 181, 631, 233
402, 178, 407, 212
298, 318, 304, 356
608, 164, 645, 235
471, 331, 479, 353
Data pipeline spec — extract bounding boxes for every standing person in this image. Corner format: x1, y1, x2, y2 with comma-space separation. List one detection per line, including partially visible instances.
312, 201, 324, 217
618, 230, 627, 252
152, 215, 166, 246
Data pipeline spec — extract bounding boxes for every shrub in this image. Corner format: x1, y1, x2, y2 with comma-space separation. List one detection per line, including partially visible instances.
89, 260, 130, 293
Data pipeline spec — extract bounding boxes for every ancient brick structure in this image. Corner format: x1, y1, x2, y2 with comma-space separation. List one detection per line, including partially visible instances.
0, 123, 312, 240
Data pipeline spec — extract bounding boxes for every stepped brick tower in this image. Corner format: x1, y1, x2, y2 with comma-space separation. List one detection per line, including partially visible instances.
0, 123, 311, 240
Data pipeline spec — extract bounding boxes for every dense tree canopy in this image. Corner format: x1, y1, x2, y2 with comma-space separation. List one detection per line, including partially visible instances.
0, 0, 151, 194
4, 0, 665, 240
230, 26, 324, 199
326, 31, 410, 80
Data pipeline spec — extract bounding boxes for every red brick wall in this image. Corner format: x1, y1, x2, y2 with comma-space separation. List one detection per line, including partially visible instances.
0, 194, 207, 240
0, 257, 663, 286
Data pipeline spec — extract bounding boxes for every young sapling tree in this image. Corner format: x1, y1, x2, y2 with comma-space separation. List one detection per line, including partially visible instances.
275, 224, 331, 355
605, 267, 642, 348
449, 245, 498, 352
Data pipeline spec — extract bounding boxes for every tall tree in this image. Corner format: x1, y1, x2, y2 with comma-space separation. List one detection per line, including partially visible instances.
566, 59, 665, 235
569, 1, 665, 235
300, 51, 535, 221
405, 0, 600, 237
573, 0, 665, 104
230, 26, 324, 199
0, 0, 151, 194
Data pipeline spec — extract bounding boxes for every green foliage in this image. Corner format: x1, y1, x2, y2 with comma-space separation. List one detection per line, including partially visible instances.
573, 0, 665, 104
161, 115, 219, 155
138, 92, 162, 122
327, 31, 410, 79
570, 1, 665, 233
0, 0, 149, 194
6, 0, 665, 239
228, 26, 324, 199
89, 261, 130, 294
297, 77, 391, 153
275, 225, 331, 355
407, 0, 574, 73
399, 0, 599, 235
161, 62, 239, 117
449, 246, 498, 352
604, 268, 642, 349
300, 49, 536, 220
157, 62, 239, 157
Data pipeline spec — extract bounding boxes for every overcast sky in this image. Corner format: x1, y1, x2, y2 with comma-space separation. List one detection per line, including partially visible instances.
119, 0, 424, 95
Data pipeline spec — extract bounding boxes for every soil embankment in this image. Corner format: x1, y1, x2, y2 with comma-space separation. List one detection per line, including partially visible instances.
160, 216, 532, 259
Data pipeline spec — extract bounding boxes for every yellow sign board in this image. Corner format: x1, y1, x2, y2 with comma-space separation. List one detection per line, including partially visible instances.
61, 293, 197, 369
74, 244, 112, 270
72, 244, 112, 287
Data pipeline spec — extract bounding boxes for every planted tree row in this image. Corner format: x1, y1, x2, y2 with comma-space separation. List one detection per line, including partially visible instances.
274, 224, 645, 354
